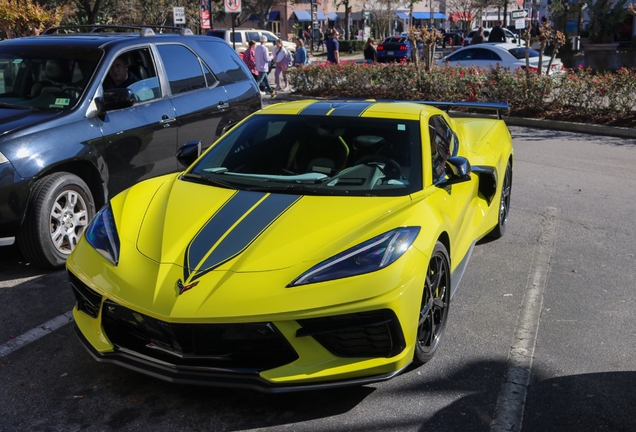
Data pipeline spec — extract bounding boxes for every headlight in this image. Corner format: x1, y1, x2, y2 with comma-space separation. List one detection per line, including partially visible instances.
0, 151, 8, 164
289, 227, 420, 287
85, 203, 120, 265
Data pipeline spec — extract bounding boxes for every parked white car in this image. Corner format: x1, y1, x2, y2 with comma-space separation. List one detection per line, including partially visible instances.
462, 28, 518, 46
437, 43, 564, 75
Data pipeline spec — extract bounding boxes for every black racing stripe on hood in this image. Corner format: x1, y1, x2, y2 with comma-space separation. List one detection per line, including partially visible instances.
299, 101, 374, 117
186, 193, 301, 281
184, 191, 265, 280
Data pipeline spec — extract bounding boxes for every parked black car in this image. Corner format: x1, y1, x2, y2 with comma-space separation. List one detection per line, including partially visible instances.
0, 25, 261, 268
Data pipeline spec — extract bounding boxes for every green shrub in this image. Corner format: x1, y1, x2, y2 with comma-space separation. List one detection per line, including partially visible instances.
288, 62, 636, 122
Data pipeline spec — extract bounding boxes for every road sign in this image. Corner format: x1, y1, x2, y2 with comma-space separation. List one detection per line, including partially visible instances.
173, 7, 185, 25
511, 9, 528, 19
515, 19, 525, 29
225, 0, 241, 14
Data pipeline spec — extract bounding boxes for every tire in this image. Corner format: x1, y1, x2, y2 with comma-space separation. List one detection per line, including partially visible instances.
18, 172, 95, 269
487, 160, 512, 239
413, 241, 450, 365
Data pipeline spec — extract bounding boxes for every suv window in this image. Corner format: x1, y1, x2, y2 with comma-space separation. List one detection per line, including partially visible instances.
246, 31, 260, 42
199, 41, 251, 83
156, 44, 214, 94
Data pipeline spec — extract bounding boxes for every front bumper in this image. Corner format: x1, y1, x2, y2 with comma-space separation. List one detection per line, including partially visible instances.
74, 324, 409, 393
69, 262, 424, 391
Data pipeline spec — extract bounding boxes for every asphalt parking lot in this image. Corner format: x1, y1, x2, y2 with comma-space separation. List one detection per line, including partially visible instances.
1, 126, 635, 432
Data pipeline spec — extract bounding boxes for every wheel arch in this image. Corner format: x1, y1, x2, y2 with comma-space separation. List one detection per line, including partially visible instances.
437, 231, 451, 265
32, 159, 106, 212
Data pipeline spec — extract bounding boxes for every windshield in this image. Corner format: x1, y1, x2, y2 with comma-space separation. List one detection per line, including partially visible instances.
187, 114, 423, 197
0, 45, 102, 110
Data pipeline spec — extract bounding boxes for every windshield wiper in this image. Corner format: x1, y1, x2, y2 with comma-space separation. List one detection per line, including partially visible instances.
0, 102, 38, 111
181, 173, 236, 189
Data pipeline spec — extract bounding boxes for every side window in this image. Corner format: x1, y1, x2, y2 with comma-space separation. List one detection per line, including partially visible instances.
197, 41, 251, 84
247, 32, 260, 42
429, 115, 454, 183
230, 32, 243, 43
156, 44, 208, 94
448, 49, 471, 61
104, 47, 160, 102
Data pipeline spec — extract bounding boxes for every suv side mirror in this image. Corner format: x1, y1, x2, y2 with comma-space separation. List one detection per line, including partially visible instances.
176, 141, 202, 167
96, 88, 135, 112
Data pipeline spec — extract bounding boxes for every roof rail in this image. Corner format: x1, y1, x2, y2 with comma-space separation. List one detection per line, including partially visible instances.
43, 25, 194, 37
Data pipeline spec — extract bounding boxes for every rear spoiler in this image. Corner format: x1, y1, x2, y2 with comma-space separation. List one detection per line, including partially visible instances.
329, 98, 509, 120
415, 101, 509, 119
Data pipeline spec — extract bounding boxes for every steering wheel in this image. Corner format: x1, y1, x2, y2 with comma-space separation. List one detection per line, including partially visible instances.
61, 86, 80, 99
355, 155, 404, 180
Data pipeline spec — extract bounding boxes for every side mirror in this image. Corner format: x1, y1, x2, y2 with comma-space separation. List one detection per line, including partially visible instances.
436, 156, 472, 188
176, 141, 202, 167
96, 88, 135, 112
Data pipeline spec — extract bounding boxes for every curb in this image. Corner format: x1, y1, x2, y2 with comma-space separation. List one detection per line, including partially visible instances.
269, 93, 635, 140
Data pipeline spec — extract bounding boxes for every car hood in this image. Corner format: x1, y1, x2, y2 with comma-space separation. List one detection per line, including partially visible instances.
0, 108, 59, 137
133, 177, 413, 277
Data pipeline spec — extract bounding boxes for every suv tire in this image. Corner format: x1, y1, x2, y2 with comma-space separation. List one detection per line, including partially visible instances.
18, 172, 95, 268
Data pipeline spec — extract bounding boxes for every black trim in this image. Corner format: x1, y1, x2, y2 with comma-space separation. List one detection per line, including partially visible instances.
74, 324, 410, 393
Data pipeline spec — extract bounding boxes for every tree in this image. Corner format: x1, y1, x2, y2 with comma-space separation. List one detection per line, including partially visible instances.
446, 0, 480, 29
0, 0, 64, 37
333, 0, 352, 39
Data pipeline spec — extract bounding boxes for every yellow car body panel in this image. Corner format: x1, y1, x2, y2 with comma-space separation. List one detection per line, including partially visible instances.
67, 99, 513, 392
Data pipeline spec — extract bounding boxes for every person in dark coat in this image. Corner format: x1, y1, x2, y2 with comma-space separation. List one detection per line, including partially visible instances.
489, 21, 506, 42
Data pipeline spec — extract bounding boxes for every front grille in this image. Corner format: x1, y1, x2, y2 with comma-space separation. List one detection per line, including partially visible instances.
297, 309, 406, 358
101, 300, 298, 372
68, 271, 102, 318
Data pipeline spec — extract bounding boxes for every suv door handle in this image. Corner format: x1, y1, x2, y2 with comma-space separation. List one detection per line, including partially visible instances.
160, 115, 176, 126
217, 101, 228, 111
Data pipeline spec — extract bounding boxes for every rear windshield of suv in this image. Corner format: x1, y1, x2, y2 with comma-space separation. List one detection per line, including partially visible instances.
0, 45, 102, 111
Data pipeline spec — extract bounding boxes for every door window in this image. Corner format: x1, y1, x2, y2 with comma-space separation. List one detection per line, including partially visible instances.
156, 44, 213, 94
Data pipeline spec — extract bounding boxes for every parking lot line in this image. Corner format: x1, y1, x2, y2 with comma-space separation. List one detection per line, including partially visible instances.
490, 207, 559, 432
0, 310, 73, 358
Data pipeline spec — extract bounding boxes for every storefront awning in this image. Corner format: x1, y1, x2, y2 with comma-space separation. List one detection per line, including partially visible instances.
448, 12, 473, 21
396, 12, 409, 20
294, 10, 326, 22
412, 12, 448, 20
248, 11, 280, 22
328, 12, 340, 21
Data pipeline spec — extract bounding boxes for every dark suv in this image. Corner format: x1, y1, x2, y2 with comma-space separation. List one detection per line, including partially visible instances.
0, 25, 261, 268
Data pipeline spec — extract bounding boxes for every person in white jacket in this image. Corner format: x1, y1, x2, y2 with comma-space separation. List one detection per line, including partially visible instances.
255, 35, 276, 97
273, 39, 289, 91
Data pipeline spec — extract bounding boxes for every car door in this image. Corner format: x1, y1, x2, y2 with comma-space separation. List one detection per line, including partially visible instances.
154, 43, 229, 153
98, 46, 179, 197
419, 115, 478, 267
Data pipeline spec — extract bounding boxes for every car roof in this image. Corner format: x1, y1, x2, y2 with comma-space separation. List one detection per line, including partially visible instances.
5, 25, 202, 49
258, 99, 439, 121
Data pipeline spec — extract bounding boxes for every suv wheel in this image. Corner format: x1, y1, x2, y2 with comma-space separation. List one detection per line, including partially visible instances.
18, 172, 95, 269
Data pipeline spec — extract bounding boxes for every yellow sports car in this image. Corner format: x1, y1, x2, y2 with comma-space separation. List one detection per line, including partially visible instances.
67, 99, 513, 392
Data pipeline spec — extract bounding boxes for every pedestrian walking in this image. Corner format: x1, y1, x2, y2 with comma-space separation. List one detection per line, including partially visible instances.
363, 37, 376, 64
489, 21, 506, 42
273, 38, 290, 91
242, 40, 259, 82
255, 35, 276, 97
294, 38, 308, 67
317, 28, 324, 51
326, 29, 340, 64
471, 27, 485, 45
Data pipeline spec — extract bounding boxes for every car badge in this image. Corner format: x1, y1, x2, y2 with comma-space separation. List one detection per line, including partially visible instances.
177, 279, 199, 295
